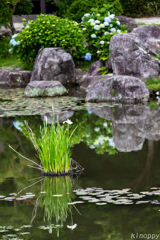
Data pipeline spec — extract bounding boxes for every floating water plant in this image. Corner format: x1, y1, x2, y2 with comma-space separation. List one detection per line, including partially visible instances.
9, 113, 83, 175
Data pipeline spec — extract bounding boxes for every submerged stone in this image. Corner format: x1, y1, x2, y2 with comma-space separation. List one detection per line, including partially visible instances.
24, 81, 68, 97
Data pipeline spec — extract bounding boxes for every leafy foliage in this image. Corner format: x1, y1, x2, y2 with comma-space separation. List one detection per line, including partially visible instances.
64, 0, 123, 22
10, 14, 85, 69
0, 0, 12, 28
146, 77, 160, 92
27, 114, 77, 173
120, 0, 160, 17
14, 0, 33, 15
40, 177, 73, 227
0, 0, 33, 34
81, 5, 127, 61
0, 36, 10, 58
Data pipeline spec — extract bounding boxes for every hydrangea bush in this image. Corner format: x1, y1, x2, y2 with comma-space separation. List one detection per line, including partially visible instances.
9, 14, 85, 69
82, 4, 127, 61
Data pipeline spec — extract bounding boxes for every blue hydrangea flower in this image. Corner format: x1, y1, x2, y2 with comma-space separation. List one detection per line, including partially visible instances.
110, 28, 116, 33
13, 121, 23, 131
104, 31, 109, 35
116, 20, 120, 25
87, 109, 92, 114
12, 34, 18, 39
108, 138, 115, 147
104, 17, 111, 23
10, 39, 16, 46
84, 13, 90, 17
16, 41, 20, 45
91, 34, 96, 38
85, 53, 92, 61
88, 19, 95, 23
109, 14, 115, 19
94, 25, 100, 30
104, 22, 109, 26
13, 41, 17, 46
95, 20, 100, 24
117, 29, 121, 34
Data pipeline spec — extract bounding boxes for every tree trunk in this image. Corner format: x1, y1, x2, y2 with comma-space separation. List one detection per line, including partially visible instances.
40, 0, 46, 13
10, 16, 16, 35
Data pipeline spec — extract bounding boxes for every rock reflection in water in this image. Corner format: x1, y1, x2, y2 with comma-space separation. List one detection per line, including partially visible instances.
92, 104, 160, 152
41, 111, 74, 124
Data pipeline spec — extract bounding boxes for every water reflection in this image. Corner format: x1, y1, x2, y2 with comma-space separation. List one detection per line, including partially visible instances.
31, 176, 74, 237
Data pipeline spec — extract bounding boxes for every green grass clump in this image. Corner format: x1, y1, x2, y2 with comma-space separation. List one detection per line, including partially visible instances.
146, 77, 160, 92
28, 116, 77, 174
0, 55, 25, 70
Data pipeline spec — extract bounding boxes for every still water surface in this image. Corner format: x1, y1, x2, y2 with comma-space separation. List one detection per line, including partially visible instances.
0, 104, 160, 240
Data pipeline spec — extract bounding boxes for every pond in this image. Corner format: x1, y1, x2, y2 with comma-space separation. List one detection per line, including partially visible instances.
0, 88, 160, 240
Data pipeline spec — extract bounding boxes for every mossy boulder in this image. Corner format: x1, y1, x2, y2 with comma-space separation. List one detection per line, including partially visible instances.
24, 81, 68, 97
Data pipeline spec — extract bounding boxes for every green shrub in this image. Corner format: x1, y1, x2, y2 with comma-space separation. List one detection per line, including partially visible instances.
0, 36, 10, 57
82, 5, 127, 61
14, 0, 34, 15
64, 0, 123, 22
10, 14, 85, 69
120, 0, 160, 18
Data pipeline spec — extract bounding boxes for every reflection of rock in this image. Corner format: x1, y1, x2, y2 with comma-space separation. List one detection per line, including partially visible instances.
144, 109, 160, 141
90, 106, 113, 121
112, 105, 149, 152
0, 142, 4, 153
41, 111, 74, 124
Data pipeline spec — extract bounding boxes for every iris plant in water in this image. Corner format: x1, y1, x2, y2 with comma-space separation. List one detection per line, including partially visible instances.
9, 113, 78, 174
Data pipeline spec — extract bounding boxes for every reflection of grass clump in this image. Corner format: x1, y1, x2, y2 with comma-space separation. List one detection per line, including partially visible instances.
40, 177, 73, 226
27, 116, 77, 174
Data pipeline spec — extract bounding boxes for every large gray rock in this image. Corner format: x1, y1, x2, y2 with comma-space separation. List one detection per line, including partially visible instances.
105, 58, 112, 71
0, 70, 10, 84
110, 33, 160, 81
24, 81, 68, 97
116, 16, 138, 32
86, 75, 149, 103
30, 48, 76, 84
75, 69, 86, 85
132, 25, 160, 56
0, 70, 31, 87
80, 75, 113, 93
79, 60, 104, 87
85, 60, 103, 77
8, 71, 32, 87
